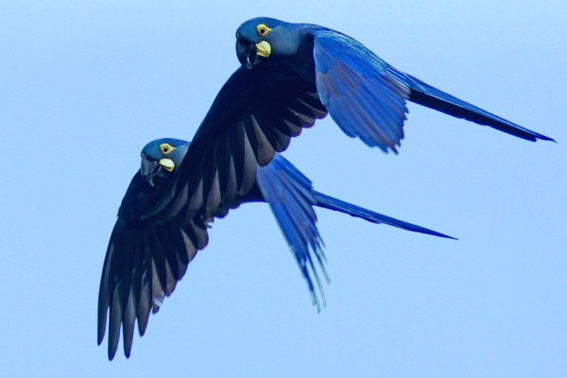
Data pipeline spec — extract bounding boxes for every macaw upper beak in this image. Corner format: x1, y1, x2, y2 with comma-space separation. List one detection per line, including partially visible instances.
159, 158, 175, 172
255, 41, 271, 58
141, 157, 159, 187
236, 35, 271, 69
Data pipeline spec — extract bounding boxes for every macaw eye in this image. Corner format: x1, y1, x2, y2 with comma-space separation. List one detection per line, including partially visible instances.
256, 24, 271, 37
159, 143, 174, 154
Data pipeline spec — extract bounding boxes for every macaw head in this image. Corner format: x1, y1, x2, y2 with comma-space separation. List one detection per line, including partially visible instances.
140, 138, 189, 187
235, 17, 301, 69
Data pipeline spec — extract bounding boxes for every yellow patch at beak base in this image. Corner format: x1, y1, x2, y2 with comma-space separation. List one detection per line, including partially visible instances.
255, 41, 271, 57
159, 158, 175, 172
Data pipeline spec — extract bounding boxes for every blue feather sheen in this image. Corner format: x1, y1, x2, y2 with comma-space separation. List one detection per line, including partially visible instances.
256, 154, 328, 308
313, 32, 410, 152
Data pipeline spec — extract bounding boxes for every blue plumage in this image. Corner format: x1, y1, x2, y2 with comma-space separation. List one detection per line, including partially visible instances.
405, 74, 555, 141
256, 153, 455, 309
235, 17, 555, 147
314, 32, 410, 152
257, 155, 328, 308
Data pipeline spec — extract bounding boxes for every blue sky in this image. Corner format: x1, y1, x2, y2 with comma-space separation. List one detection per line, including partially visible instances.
1, 1, 566, 377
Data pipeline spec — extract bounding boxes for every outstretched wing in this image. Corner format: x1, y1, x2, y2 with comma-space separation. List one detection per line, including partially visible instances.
313, 29, 553, 146
314, 31, 411, 152
101, 65, 329, 358
256, 154, 328, 309
98, 172, 208, 360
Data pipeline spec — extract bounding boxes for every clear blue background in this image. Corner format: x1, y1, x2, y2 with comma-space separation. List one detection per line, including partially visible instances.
1, 1, 565, 377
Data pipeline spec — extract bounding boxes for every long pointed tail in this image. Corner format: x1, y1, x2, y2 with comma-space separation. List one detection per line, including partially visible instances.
406, 74, 555, 142
312, 190, 456, 240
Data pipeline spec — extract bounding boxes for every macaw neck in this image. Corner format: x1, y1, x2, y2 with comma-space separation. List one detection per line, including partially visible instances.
258, 32, 317, 85
290, 30, 318, 84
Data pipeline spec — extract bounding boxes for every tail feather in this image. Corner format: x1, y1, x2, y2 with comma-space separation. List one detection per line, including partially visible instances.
312, 190, 456, 240
406, 74, 555, 142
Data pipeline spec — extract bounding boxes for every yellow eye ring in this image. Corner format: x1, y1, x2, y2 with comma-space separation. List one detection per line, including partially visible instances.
159, 143, 174, 155
256, 24, 271, 37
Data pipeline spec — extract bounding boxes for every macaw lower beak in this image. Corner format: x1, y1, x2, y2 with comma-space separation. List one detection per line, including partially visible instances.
141, 158, 159, 187
236, 39, 256, 69
236, 38, 271, 69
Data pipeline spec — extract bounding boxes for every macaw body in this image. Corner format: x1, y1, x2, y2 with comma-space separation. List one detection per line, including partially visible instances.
98, 138, 453, 360
235, 17, 554, 152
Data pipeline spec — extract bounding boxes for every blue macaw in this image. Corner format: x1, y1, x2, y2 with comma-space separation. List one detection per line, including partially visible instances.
98, 138, 453, 359
234, 17, 555, 151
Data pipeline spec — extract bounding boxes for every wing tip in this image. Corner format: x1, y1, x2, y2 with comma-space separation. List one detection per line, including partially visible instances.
438, 233, 458, 241
538, 134, 556, 143
520, 128, 555, 143
108, 344, 118, 361
410, 225, 458, 240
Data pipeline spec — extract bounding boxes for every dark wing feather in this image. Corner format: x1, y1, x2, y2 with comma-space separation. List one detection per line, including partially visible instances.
101, 65, 328, 357
98, 172, 208, 360
145, 66, 327, 223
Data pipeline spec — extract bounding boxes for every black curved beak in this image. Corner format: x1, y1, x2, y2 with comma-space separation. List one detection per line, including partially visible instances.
141, 156, 159, 187
236, 35, 256, 70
